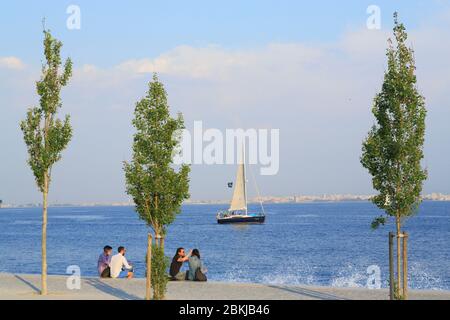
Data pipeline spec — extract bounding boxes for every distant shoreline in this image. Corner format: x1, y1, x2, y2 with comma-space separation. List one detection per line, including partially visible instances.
2, 197, 450, 209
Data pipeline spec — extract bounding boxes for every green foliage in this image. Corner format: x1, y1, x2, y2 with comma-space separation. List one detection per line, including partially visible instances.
150, 244, 169, 300
361, 13, 427, 229
371, 216, 387, 230
124, 74, 190, 236
20, 29, 73, 192
124, 74, 190, 299
391, 281, 405, 300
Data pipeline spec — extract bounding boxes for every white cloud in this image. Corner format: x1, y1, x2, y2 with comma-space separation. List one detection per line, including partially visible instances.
0, 56, 25, 70
115, 43, 330, 81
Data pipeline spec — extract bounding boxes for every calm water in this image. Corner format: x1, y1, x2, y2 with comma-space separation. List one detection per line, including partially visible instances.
1, 202, 449, 290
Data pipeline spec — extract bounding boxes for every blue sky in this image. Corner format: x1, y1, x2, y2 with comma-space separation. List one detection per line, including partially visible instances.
1, 0, 443, 65
1, 1, 450, 204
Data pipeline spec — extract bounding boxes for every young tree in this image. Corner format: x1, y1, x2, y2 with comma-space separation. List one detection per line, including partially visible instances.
20, 29, 73, 295
124, 74, 190, 300
361, 13, 427, 299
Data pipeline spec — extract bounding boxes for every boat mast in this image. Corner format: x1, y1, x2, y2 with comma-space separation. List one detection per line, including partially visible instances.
243, 142, 248, 214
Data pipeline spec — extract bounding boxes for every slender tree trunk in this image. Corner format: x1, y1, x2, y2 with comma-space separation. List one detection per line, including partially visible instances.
155, 233, 161, 299
389, 232, 395, 300
154, 195, 159, 248
160, 237, 165, 250
41, 173, 49, 295
395, 216, 401, 298
402, 233, 408, 299
155, 233, 160, 247
145, 233, 152, 300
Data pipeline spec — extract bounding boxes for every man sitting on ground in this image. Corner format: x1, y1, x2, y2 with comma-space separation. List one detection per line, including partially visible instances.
169, 247, 191, 281
110, 246, 134, 279
98, 245, 113, 278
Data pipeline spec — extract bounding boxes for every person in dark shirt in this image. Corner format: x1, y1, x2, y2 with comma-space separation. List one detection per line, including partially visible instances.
169, 247, 191, 280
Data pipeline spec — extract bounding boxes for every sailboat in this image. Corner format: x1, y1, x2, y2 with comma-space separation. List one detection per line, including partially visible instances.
216, 145, 266, 224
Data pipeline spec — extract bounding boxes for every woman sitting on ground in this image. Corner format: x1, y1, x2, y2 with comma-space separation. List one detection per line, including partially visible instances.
187, 249, 207, 281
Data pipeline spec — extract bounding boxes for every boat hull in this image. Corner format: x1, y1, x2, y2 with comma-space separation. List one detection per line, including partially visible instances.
217, 215, 265, 224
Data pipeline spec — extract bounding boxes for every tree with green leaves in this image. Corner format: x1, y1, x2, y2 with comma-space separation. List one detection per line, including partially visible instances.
150, 244, 170, 300
361, 13, 427, 299
20, 29, 73, 295
124, 74, 190, 300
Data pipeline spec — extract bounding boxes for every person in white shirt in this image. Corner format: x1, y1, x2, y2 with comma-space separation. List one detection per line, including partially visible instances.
110, 246, 134, 279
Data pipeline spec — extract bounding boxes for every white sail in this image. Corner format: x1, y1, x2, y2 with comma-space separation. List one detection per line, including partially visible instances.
229, 146, 247, 212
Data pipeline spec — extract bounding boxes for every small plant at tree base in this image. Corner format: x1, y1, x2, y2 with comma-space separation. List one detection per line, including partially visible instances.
150, 244, 170, 300
361, 12, 427, 300
388, 280, 405, 300
393, 281, 405, 300
20, 29, 73, 295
